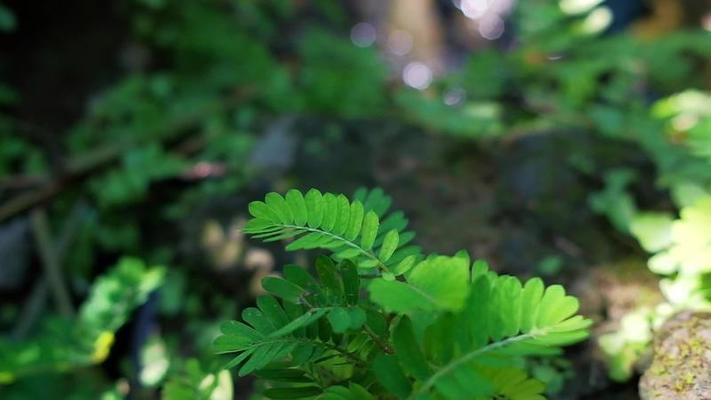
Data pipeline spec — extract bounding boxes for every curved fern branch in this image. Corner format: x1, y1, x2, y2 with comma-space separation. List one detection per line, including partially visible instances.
387, 261, 592, 399
244, 188, 421, 276
415, 333, 535, 396
274, 223, 381, 267
214, 260, 377, 377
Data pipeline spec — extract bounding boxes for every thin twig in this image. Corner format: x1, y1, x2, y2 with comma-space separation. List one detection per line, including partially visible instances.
0, 174, 46, 190
0, 98, 229, 222
13, 203, 87, 336
364, 324, 393, 354
31, 209, 74, 317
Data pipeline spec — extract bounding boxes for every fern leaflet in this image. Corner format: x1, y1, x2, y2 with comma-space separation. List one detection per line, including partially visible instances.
244, 188, 421, 276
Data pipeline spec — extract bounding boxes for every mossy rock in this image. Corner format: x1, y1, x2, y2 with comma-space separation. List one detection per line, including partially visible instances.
639, 312, 711, 399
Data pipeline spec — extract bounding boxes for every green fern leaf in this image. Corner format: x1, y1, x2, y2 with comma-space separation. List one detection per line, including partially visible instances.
318, 383, 375, 400
396, 260, 591, 399
215, 258, 378, 377
355, 187, 391, 217
392, 317, 432, 381
305, 189, 324, 228
378, 230, 399, 262
214, 299, 329, 376
372, 354, 411, 398
360, 211, 379, 250
254, 368, 313, 383
480, 368, 547, 400
262, 276, 307, 304
286, 189, 308, 226
263, 386, 323, 399
327, 307, 366, 333
244, 188, 422, 275
368, 255, 470, 313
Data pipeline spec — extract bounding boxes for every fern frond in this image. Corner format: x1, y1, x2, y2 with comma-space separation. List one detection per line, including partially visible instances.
374, 260, 591, 399
244, 188, 421, 275
214, 259, 377, 377
263, 259, 369, 331
214, 300, 331, 376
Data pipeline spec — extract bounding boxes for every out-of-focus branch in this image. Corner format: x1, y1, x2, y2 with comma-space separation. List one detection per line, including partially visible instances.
1, 180, 65, 224
0, 99, 228, 222
0, 174, 46, 190
30, 209, 74, 317
13, 202, 89, 337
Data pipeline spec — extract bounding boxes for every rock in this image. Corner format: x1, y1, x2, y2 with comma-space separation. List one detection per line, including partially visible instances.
0, 217, 31, 290
248, 116, 297, 178
639, 311, 711, 399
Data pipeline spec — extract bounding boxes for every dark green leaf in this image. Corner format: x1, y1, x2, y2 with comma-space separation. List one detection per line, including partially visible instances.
373, 354, 412, 399
340, 260, 360, 305
263, 385, 322, 399
263, 277, 306, 304
392, 317, 431, 381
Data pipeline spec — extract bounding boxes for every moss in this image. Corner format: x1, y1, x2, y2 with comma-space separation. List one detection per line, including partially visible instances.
640, 312, 711, 399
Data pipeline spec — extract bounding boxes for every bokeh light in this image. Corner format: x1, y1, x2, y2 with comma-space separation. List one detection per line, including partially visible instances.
580, 6, 613, 34
350, 22, 377, 47
454, 0, 515, 40
460, 0, 489, 19
559, 0, 604, 15
479, 14, 505, 40
444, 88, 466, 106
403, 62, 433, 90
388, 30, 414, 56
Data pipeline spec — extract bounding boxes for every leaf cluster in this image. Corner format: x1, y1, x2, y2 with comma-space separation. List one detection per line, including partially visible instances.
215, 189, 591, 399
0, 258, 164, 384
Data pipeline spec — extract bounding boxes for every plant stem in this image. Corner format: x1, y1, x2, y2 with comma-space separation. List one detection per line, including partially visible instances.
278, 224, 390, 274
411, 333, 535, 398
364, 324, 393, 354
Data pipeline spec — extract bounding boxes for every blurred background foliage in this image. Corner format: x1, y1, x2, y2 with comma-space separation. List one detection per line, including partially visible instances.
0, 0, 709, 398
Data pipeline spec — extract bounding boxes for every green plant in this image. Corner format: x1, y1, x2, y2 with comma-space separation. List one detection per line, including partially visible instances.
162, 358, 233, 400
0, 258, 164, 384
213, 188, 591, 399
595, 90, 711, 381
